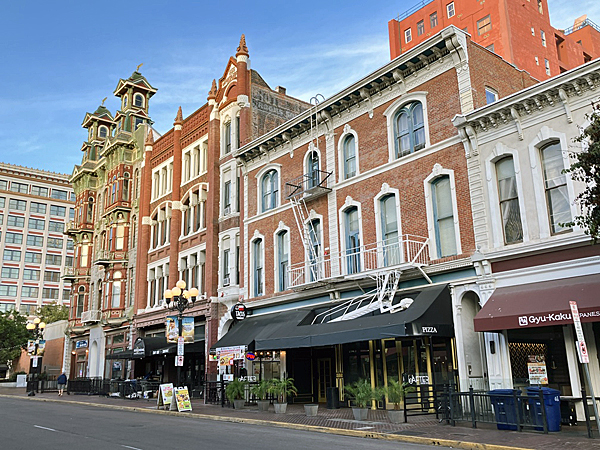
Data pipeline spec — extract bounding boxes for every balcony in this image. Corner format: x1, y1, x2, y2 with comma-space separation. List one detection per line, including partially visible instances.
288, 234, 429, 289
94, 250, 112, 266
285, 170, 332, 202
64, 221, 94, 236
81, 310, 101, 324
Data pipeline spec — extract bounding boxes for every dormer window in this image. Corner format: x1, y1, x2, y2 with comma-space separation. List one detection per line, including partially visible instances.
99, 126, 108, 138
134, 93, 144, 108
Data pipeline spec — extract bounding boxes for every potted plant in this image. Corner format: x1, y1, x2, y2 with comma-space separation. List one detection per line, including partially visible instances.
250, 379, 272, 412
225, 378, 247, 410
383, 379, 414, 423
345, 379, 380, 421
269, 377, 297, 414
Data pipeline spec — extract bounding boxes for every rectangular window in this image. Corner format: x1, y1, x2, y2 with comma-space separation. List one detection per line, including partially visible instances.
538, 0, 543, 14
65, 256, 73, 267
0, 197, 4, 208
27, 234, 43, 247
430, 12, 438, 28
1, 267, 19, 279
404, 28, 412, 43
223, 181, 231, 214
44, 271, 61, 282
28, 218, 45, 230
67, 239, 74, 250
432, 177, 457, 258
531, 27, 535, 36
277, 232, 289, 292
541, 142, 571, 233
48, 221, 64, 233
0, 180, 6, 190
535, 56, 539, 65
417, 20, 425, 36
30, 202, 47, 214
6, 232, 23, 244
69, 208, 75, 220
22, 287, 39, 298
0, 213, 3, 225
63, 289, 70, 301
7, 215, 25, 227
43, 288, 59, 300
3, 249, 21, 261
9, 199, 26, 211
51, 189, 68, 200
477, 15, 491, 35
47, 237, 63, 249
50, 205, 66, 216
10, 182, 28, 194
545, 59, 550, 75
496, 157, 523, 244
447, 2, 455, 18
485, 87, 499, 104
0, 285, 17, 296
253, 240, 263, 297
223, 248, 230, 286
46, 253, 62, 265
23, 269, 40, 281
224, 121, 232, 154
541, 30, 546, 47
25, 252, 42, 263
31, 186, 49, 197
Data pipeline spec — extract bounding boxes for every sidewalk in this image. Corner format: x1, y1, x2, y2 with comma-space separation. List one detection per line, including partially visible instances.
1, 387, 598, 450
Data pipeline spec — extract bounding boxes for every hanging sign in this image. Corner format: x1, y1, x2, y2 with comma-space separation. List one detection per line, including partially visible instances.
231, 303, 247, 321
170, 386, 192, 412
166, 316, 179, 343
181, 317, 194, 343
157, 383, 174, 410
246, 352, 256, 361
36, 340, 46, 356
27, 340, 36, 355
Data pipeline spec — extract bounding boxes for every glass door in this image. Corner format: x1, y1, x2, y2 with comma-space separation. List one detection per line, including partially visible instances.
317, 358, 332, 403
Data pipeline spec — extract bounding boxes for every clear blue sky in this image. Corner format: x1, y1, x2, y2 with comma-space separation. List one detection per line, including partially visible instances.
0, 0, 597, 175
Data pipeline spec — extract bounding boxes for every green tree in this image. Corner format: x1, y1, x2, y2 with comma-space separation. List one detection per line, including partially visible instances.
36, 302, 69, 324
564, 100, 600, 241
0, 311, 30, 368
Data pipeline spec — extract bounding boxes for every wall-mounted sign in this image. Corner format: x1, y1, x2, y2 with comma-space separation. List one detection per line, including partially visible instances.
75, 340, 88, 349
246, 352, 256, 361
422, 326, 438, 334
231, 303, 247, 321
527, 355, 548, 384
133, 338, 146, 357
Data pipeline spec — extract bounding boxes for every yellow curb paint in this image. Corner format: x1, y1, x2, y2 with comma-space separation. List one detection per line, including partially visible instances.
0, 394, 534, 450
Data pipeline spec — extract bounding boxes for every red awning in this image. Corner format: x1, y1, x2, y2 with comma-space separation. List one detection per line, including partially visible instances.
474, 274, 600, 332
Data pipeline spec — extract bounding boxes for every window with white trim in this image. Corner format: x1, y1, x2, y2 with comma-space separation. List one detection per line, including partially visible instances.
432, 176, 457, 257
447, 2, 455, 18
540, 141, 571, 233
253, 238, 264, 297
394, 102, 425, 158
405, 28, 412, 43
261, 169, 279, 212
342, 135, 357, 179
496, 156, 523, 244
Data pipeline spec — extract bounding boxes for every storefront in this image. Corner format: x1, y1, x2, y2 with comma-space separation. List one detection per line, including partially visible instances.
213, 284, 457, 406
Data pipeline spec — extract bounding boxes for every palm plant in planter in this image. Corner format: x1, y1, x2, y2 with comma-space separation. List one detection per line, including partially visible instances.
225, 378, 247, 410
269, 377, 297, 414
250, 379, 272, 412
383, 379, 415, 423
345, 379, 381, 421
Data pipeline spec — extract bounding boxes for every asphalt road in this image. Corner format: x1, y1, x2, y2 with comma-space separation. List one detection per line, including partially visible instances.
0, 397, 439, 450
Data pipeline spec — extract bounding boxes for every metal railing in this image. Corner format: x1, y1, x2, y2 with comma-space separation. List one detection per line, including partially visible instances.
393, 0, 435, 22
563, 18, 600, 35
285, 170, 332, 200
67, 377, 111, 396
288, 235, 429, 288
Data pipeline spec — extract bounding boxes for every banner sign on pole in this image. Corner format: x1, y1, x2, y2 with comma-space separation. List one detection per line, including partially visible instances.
181, 317, 194, 343
166, 316, 179, 343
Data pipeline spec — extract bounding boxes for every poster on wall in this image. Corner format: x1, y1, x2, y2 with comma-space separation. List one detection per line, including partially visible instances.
527, 355, 548, 385
157, 383, 174, 410
170, 386, 192, 412
216, 346, 246, 367
166, 316, 179, 343
182, 317, 194, 343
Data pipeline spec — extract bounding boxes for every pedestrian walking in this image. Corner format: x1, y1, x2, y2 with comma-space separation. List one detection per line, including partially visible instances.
57, 372, 67, 396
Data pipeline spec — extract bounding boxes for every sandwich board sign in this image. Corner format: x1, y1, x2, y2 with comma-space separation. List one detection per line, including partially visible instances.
157, 383, 174, 410
170, 386, 192, 412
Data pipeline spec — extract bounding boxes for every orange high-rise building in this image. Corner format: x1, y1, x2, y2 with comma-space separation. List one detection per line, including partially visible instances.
388, 0, 600, 80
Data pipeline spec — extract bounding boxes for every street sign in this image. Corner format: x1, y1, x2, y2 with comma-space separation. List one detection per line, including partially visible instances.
577, 340, 590, 364
175, 355, 184, 366
177, 336, 184, 356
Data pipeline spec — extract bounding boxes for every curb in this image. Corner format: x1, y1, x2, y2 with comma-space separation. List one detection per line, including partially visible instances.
0, 394, 534, 450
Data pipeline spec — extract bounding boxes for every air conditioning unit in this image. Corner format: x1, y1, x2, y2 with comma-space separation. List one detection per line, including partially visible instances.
223, 276, 230, 287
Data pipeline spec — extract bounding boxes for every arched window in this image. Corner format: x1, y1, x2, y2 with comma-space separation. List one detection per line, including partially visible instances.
76, 286, 85, 318
133, 93, 144, 108
224, 121, 232, 154
306, 151, 320, 188
380, 194, 400, 266
276, 230, 289, 291
87, 197, 94, 222
261, 170, 279, 212
344, 207, 361, 274
496, 157, 523, 244
342, 135, 356, 179
394, 102, 425, 158
540, 141, 571, 234
123, 95, 128, 108
123, 173, 130, 201
253, 239, 264, 296
111, 272, 122, 308
307, 219, 321, 281
99, 126, 108, 138
432, 176, 457, 257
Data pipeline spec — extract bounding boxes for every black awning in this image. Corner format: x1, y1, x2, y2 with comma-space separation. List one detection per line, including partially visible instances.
212, 284, 452, 351
151, 339, 205, 356
106, 350, 134, 360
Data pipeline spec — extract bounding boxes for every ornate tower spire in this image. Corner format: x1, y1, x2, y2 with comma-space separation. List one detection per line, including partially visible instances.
174, 106, 184, 126
236, 34, 249, 58
144, 129, 154, 146
207, 79, 217, 101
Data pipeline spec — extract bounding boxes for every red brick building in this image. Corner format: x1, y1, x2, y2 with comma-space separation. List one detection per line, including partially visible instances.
212, 27, 538, 404
388, 0, 600, 81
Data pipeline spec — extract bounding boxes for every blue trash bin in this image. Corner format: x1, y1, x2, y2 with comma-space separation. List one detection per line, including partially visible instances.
526, 387, 561, 432
489, 389, 522, 430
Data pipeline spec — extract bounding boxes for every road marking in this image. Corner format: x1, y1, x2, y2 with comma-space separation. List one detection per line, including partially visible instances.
122, 446, 142, 450
34, 425, 57, 432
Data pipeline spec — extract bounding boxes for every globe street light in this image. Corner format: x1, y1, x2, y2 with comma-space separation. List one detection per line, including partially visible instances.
27, 318, 46, 396
164, 280, 200, 387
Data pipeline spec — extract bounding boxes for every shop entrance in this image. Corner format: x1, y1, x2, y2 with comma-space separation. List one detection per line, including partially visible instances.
317, 358, 332, 402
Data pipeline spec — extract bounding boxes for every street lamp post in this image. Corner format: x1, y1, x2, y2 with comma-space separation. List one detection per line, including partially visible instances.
26, 317, 46, 396
164, 280, 199, 387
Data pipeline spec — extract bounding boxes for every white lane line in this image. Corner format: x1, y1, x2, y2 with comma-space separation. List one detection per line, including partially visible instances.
122, 446, 142, 450
34, 425, 57, 432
